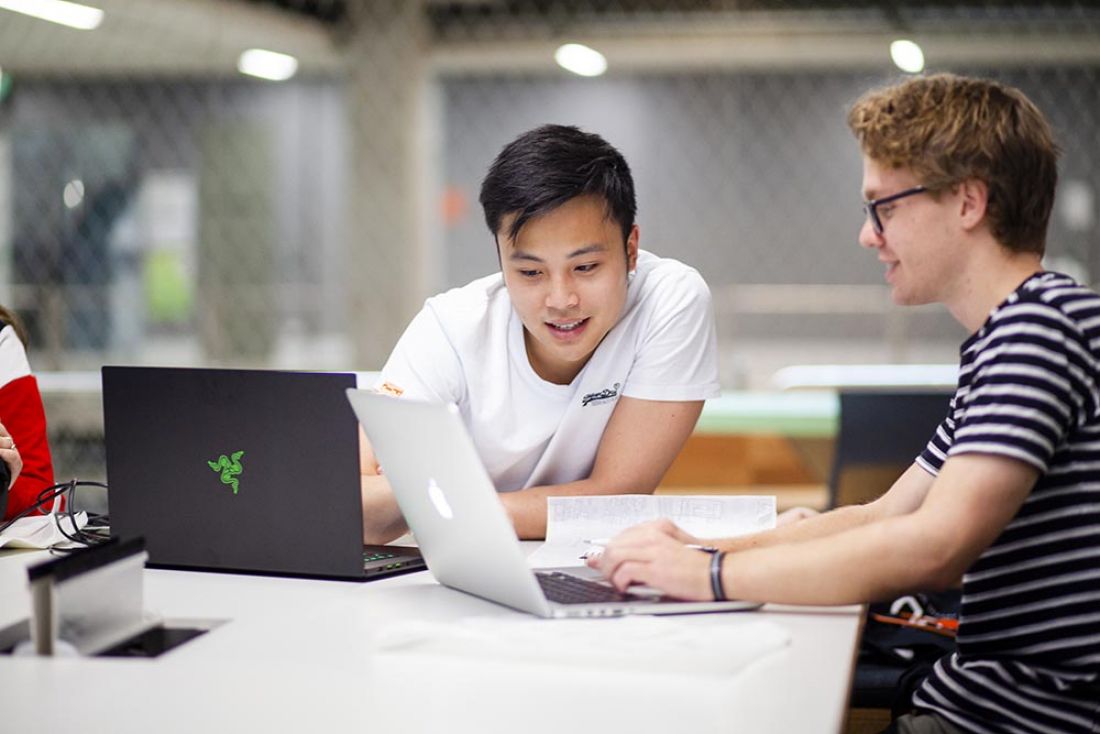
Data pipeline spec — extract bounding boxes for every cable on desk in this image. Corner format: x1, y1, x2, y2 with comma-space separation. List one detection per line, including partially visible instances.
0, 479, 111, 551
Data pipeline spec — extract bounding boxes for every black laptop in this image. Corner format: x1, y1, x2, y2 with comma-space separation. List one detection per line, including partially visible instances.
102, 366, 425, 581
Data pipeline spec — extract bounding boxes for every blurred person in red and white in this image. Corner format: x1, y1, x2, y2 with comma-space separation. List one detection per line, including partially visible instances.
0, 305, 56, 521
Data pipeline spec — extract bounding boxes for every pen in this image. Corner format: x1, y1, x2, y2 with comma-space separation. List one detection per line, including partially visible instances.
580, 538, 719, 560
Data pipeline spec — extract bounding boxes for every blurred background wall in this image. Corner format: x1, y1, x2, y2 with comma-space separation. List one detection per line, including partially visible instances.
0, 0, 1097, 477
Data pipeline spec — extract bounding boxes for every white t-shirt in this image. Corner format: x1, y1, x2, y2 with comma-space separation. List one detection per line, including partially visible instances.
377, 250, 720, 492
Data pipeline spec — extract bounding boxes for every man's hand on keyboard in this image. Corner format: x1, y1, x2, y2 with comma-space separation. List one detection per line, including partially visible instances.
586, 520, 714, 601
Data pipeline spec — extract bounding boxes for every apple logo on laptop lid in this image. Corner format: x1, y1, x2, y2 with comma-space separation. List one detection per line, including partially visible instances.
427, 478, 454, 520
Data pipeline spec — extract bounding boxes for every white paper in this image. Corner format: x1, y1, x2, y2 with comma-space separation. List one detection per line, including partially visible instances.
0, 512, 89, 549
528, 495, 775, 568
375, 615, 790, 677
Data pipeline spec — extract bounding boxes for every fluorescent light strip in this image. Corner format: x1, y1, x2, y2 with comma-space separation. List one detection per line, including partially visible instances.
238, 49, 299, 82
771, 364, 958, 391
0, 0, 103, 31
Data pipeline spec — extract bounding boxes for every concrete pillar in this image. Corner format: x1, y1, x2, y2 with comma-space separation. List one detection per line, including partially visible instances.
343, 0, 434, 370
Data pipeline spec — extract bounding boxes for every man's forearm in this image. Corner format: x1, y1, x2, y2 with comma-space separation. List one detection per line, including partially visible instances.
501, 490, 549, 540
722, 510, 949, 605
361, 474, 409, 544
716, 502, 877, 553
501, 477, 656, 540
501, 397, 701, 538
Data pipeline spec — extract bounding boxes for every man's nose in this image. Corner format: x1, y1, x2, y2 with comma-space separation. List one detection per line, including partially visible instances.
858, 218, 883, 250
546, 275, 579, 310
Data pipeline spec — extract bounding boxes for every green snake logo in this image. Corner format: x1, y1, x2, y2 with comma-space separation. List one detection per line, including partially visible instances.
207, 450, 245, 495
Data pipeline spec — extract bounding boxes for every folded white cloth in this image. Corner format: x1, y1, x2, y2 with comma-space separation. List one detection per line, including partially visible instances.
0, 512, 88, 549
374, 615, 789, 677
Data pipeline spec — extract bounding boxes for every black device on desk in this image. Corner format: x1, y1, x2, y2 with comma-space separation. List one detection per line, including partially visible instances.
101, 366, 425, 581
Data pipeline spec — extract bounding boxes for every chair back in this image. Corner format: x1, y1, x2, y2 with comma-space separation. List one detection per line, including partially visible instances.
828, 390, 952, 508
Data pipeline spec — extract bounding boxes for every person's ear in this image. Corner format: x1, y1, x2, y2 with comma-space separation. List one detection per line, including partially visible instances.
957, 178, 989, 232
626, 225, 640, 273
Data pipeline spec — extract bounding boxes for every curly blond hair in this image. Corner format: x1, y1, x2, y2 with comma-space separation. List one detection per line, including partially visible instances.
848, 73, 1060, 255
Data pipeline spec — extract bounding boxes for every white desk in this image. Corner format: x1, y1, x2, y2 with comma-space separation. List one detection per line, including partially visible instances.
0, 547, 863, 733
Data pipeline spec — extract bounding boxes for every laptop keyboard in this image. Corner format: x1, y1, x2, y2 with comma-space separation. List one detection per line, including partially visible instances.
536, 571, 634, 604
361, 545, 427, 578
363, 550, 407, 572
364, 550, 408, 572
364, 550, 398, 563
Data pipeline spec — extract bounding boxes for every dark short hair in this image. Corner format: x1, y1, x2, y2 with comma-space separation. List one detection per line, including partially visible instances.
479, 124, 637, 247
849, 73, 1060, 255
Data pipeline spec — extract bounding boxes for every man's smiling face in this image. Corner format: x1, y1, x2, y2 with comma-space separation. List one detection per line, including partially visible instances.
859, 156, 961, 308
498, 194, 638, 385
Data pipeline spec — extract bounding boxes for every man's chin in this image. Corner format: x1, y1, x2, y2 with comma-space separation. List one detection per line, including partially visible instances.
891, 288, 933, 307
545, 343, 594, 366
524, 331, 600, 379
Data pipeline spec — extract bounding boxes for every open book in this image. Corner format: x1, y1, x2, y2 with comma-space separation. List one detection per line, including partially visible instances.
528, 495, 775, 568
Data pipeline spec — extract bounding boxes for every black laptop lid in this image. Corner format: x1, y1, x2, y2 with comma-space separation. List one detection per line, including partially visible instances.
103, 367, 364, 579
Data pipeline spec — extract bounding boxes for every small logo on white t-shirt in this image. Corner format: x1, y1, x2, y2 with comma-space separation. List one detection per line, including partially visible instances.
582, 382, 620, 407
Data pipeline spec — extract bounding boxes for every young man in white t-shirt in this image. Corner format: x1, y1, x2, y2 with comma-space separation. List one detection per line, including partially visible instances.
361, 124, 720, 543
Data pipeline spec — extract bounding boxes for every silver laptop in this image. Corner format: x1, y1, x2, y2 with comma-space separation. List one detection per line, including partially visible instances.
346, 389, 760, 617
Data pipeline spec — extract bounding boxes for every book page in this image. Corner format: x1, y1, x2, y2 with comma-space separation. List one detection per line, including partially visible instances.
527, 495, 775, 568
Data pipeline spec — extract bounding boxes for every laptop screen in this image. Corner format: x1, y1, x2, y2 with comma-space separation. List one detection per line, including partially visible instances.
103, 367, 366, 578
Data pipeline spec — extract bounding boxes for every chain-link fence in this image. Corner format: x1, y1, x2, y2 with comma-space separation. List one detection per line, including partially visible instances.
0, 0, 1097, 479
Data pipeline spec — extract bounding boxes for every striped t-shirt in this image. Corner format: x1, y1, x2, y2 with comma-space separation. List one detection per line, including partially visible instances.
912, 272, 1100, 733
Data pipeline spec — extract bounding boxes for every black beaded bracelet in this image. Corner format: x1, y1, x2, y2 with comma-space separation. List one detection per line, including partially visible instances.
709, 550, 727, 601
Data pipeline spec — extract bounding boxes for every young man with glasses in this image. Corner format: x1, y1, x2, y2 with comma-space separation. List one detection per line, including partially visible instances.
360, 125, 720, 543
592, 74, 1099, 734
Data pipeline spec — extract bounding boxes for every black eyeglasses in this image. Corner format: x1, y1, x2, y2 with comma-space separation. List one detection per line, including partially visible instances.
863, 185, 927, 234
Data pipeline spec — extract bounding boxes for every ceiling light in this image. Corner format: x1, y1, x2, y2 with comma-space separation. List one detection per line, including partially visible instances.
63, 179, 85, 209
0, 0, 103, 31
890, 40, 925, 74
554, 43, 607, 78
237, 49, 299, 82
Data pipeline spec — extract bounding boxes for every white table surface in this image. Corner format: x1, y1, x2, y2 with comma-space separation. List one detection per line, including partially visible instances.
0, 545, 863, 734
